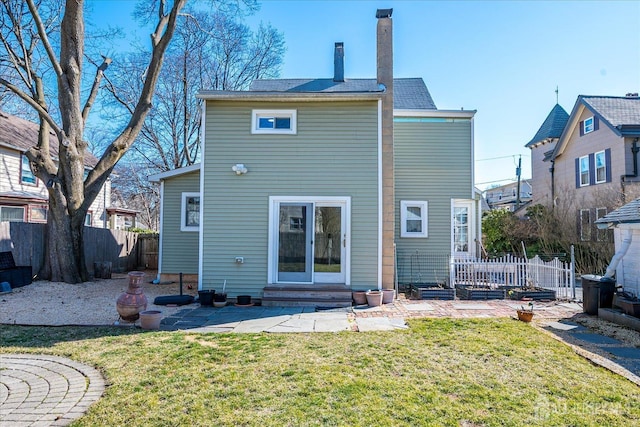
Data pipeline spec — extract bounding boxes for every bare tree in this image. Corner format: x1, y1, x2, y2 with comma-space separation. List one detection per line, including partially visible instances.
104, 8, 284, 172
0, 0, 186, 282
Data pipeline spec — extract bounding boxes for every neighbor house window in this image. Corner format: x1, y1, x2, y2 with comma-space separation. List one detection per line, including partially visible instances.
595, 151, 606, 183
289, 217, 304, 230
579, 156, 590, 186
85, 212, 92, 226
30, 206, 47, 222
181, 192, 200, 232
400, 201, 428, 238
595, 207, 609, 242
251, 109, 297, 135
579, 209, 591, 241
0, 206, 25, 222
584, 117, 594, 134
21, 155, 36, 185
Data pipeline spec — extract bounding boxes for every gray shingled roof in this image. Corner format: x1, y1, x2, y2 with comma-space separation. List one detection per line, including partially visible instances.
595, 198, 640, 225
525, 104, 569, 148
249, 77, 437, 110
582, 96, 640, 128
0, 111, 98, 167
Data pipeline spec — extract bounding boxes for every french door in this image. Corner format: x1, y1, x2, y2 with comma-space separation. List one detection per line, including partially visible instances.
270, 197, 350, 284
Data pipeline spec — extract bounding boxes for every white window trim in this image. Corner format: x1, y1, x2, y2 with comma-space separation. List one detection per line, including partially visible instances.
181, 192, 200, 232
584, 116, 594, 134
594, 150, 606, 184
251, 109, 297, 135
400, 200, 428, 238
579, 155, 590, 187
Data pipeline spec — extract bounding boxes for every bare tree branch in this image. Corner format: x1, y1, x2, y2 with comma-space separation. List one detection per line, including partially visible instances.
81, 55, 111, 124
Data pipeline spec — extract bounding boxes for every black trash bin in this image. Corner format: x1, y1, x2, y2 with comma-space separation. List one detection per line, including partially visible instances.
581, 274, 601, 315
582, 274, 616, 315
598, 276, 616, 309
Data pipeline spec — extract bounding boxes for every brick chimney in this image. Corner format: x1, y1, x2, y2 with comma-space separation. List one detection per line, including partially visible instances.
376, 8, 395, 291
334, 42, 345, 82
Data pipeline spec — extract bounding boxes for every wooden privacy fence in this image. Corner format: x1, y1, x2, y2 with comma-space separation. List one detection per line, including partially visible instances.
0, 222, 159, 279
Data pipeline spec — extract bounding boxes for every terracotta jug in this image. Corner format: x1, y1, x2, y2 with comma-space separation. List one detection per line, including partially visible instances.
116, 271, 148, 321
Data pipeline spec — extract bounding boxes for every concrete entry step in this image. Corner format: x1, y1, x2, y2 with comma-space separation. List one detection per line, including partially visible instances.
262, 285, 353, 308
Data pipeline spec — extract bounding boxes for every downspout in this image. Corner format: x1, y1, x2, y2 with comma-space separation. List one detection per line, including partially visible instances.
549, 159, 555, 209
620, 138, 639, 204
603, 228, 633, 279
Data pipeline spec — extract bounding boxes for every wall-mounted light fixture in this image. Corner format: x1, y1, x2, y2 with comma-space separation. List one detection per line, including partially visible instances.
232, 164, 248, 175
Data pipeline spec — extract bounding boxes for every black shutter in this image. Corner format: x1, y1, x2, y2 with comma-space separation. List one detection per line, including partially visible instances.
575, 158, 581, 188
589, 153, 595, 185
579, 121, 584, 136
605, 148, 612, 182
594, 116, 599, 131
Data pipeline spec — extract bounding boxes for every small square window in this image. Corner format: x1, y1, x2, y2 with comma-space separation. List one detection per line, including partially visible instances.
85, 212, 92, 226
30, 206, 47, 222
584, 117, 594, 134
289, 217, 304, 230
252, 110, 297, 135
181, 192, 200, 232
401, 201, 428, 238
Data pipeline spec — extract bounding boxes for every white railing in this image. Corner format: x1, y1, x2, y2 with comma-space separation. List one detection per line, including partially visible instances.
450, 253, 575, 300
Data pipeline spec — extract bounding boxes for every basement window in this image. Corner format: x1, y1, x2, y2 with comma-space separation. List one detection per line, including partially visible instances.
252, 110, 297, 135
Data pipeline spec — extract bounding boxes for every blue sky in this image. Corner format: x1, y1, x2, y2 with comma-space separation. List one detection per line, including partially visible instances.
90, 0, 640, 189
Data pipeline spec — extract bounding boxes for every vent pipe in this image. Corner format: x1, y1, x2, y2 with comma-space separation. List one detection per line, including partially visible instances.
333, 42, 345, 82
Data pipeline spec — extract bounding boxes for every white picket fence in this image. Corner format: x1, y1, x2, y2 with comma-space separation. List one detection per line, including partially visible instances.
450, 253, 575, 300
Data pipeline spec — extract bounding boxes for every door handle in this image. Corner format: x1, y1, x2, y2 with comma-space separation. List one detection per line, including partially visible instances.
343, 233, 346, 248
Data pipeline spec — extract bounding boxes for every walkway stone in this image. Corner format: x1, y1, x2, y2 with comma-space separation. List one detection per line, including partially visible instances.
0, 354, 105, 426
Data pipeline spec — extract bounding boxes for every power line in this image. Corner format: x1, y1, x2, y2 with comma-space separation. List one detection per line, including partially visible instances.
476, 154, 530, 162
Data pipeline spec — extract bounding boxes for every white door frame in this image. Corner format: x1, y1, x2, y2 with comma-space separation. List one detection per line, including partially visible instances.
451, 199, 476, 258
268, 196, 351, 285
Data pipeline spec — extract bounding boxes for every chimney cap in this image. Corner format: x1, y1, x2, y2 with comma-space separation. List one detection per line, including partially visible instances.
376, 8, 393, 19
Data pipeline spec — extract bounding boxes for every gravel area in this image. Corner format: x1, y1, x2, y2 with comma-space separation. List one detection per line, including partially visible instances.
0, 271, 198, 326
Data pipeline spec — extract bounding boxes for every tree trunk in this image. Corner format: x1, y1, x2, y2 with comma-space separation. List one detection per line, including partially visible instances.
42, 193, 87, 283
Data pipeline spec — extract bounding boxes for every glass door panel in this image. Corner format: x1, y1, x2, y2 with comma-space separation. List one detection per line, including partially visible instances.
278, 203, 312, 282
314, 205, 345, 283
453, 206, 469, 253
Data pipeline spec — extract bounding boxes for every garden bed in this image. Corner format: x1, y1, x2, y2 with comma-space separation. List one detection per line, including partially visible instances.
456, 286, 506, 300
410, 285, 455, 300
505, 287, 556, 301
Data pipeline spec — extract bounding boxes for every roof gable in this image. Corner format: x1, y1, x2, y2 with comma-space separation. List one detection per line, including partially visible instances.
525, 104, 569, 148
550, 95, 640, 160
0, 110, 99, 168
595, 198, 640, 225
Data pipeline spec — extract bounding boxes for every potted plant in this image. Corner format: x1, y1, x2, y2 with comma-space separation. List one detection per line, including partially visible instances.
516, 302, 534, 322
352, 290, 367, 305
365, 290, 383, 307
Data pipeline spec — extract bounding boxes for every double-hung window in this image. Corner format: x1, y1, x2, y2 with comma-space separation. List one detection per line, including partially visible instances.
21, 155, 36, 185
595, 151, 606, 183
579, 156, 590, 186
584, 117, 594, 134
252, 110, 297, 135
400, 201, 428, 238
181, 192, 200, 231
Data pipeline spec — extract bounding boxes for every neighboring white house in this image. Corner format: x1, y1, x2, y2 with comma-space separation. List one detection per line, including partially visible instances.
0, 110, 111, 227
595, 198, 640, 296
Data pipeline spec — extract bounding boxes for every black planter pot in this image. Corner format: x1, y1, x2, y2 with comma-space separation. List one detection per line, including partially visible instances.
214, 293, 227, 302
236, 295, 252, 305
198, 290, 215, 306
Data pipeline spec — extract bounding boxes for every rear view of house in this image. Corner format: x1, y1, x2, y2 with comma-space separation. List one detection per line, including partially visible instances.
152, 10, 479, 303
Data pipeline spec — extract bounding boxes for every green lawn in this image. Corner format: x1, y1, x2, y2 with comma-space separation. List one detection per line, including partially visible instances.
1, 319, 639, 426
